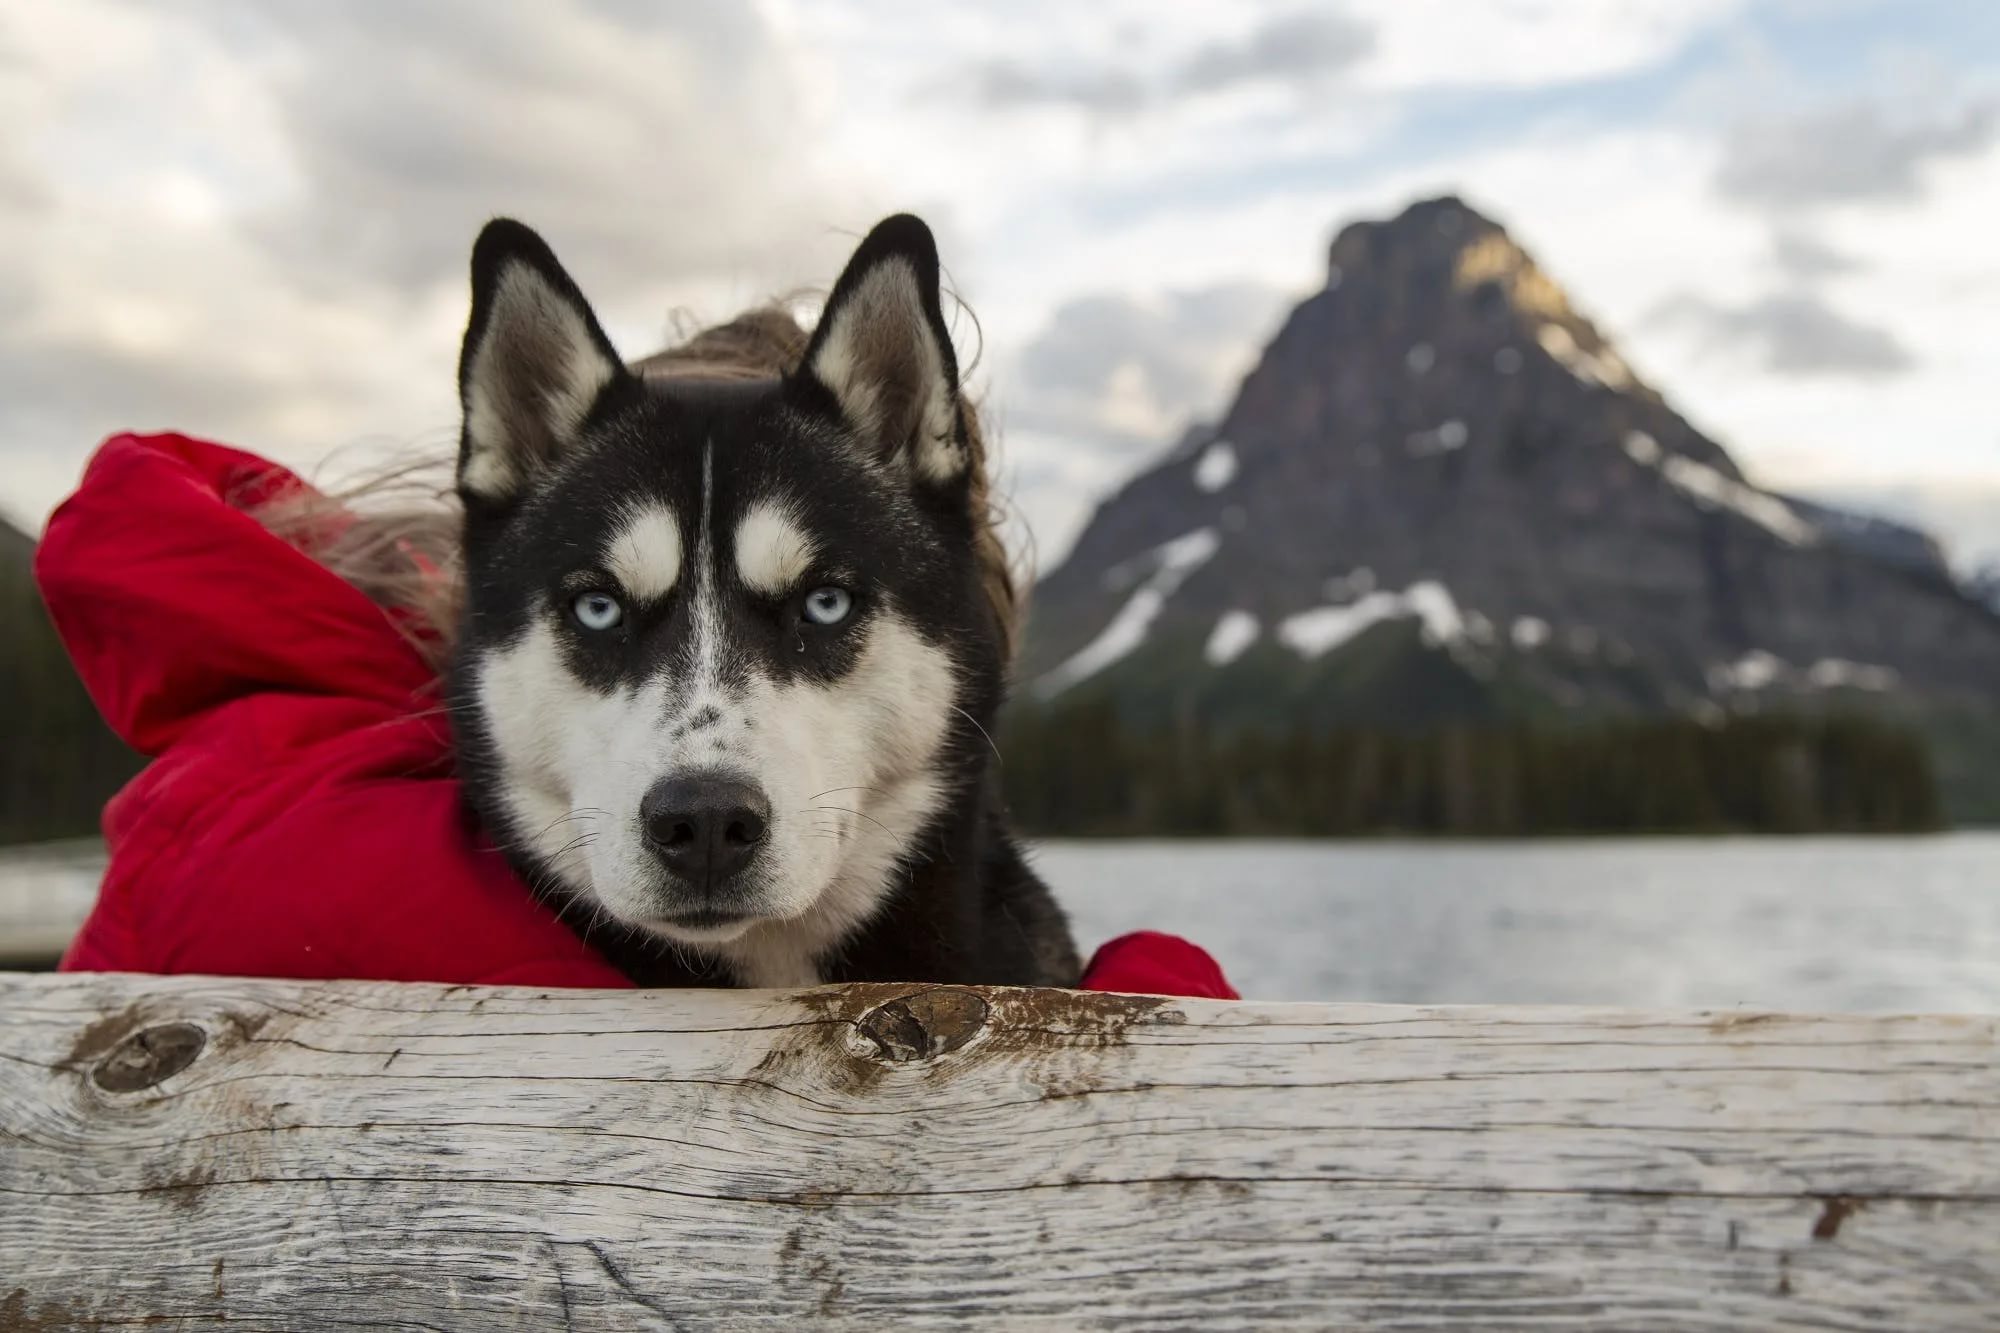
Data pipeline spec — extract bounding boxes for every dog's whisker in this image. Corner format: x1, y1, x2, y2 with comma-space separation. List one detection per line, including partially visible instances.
804, 804, 896, 837
950, 705, 1003, 766
536, 808, 603, 840
807, 785, 885, 802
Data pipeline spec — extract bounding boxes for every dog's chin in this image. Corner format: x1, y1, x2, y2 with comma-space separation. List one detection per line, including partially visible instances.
583, 850, 838, 950
579, 854, 777, 946
635, 911, 760, 947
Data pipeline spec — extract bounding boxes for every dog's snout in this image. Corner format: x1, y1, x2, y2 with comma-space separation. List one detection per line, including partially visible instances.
640, 773, 770, 884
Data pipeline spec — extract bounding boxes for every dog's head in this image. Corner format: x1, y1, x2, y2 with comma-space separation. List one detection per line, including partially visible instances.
449, 215, 1004, 954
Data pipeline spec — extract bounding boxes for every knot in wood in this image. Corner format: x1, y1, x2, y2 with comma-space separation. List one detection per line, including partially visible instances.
855, 989, 990, 1064
92, 1022, 206, 1092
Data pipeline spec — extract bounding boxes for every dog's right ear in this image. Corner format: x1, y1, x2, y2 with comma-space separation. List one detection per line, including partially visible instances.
797, 214, 966, 487
457, 219, 626, 506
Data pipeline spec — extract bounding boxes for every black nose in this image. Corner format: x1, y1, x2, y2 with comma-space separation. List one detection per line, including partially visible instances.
639, 774, 771, 885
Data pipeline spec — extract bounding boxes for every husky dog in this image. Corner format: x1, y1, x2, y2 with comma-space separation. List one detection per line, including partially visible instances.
447, 214, 1079, 989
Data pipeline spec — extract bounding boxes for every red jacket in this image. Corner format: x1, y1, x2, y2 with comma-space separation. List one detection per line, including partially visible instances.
37, 433, 1236, 999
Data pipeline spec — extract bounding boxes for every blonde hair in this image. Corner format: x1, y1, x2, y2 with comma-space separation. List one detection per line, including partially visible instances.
254, 305, 1022, 675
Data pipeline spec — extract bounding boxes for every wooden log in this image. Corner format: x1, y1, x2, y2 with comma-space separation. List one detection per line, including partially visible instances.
1, 971, 1995, 1330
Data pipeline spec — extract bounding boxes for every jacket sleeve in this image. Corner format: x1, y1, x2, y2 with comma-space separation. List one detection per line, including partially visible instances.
1079, 931, 1240, 999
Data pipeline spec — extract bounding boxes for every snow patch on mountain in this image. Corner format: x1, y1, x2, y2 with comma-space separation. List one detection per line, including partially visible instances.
1663, 456, 1818, 546
1404, 582, 1466, 645
1407, 418, 1469, 457
1622, 431, 1818, 547
1193, 440, 1238, 493
1278, 596, 1404, 658
1511, 616, 1551, 649
1277, 581, 1465, 659
1808, 659, 1900, 690
1537, 323, 1631, 389
1711, 651, 1785, 691
1622, 430, 1662, 465
1709, 651, 1899, 694
1205, 610, 1260, 666
1041, 528, 1220, 695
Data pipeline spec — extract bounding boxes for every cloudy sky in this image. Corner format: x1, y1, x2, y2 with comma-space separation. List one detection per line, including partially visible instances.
3, 0, 1997, 570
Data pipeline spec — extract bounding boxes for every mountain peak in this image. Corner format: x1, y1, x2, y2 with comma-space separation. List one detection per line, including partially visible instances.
1026, 195, 2000, 746
1322, 194, 1615, 391
1326, 193, 1504, 285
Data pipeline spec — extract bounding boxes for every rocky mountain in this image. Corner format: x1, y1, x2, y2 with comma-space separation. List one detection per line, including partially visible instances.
1022, 196, 2000, 814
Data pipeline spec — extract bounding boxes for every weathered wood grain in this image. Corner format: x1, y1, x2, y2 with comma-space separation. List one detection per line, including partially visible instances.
1, 971, 1995, 1330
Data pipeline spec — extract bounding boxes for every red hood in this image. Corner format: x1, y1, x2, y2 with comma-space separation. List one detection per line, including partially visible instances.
35, 432, 1236, 999
37, 432, 436, 754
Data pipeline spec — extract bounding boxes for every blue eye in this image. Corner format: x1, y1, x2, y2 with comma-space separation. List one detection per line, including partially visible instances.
802, 586, 853, 626
572, 591, 623, 631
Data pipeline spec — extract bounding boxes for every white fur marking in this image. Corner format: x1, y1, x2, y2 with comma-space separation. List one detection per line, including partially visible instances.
689, 442, 721, 693
734, 502, 818, 596
477, 621, 594, 873
458, 436, 517, 499
604, 503, 682, 601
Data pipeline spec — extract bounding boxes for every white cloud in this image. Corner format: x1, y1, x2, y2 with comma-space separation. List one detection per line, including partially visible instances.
1647, 290, 1913, 376
1715, 97, 1997, 210
0, 0, 884, 527
1006, 283, 1289, 448
1352, 0, 1745, 91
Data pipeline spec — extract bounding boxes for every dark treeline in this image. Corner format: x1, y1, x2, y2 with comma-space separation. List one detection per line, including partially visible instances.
1000, 697, 1945, 837
2, 528, 143, 845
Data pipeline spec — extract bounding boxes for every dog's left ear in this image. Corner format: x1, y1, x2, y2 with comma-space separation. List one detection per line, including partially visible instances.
457, 219, 627, 506
798, 214, 967, 485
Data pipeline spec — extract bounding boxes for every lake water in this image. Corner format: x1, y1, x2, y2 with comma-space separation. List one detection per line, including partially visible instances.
1037, 834, 2000, 1012
5, 836, 1997, 1012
